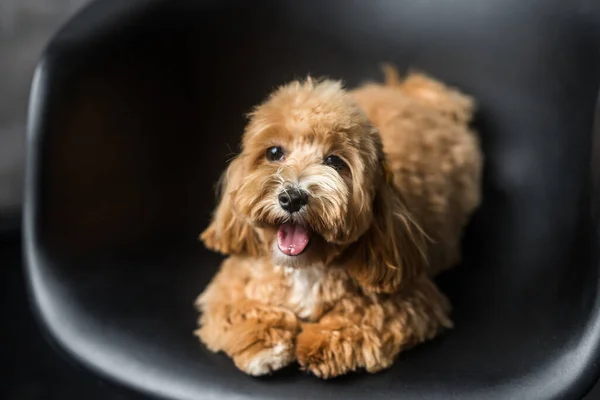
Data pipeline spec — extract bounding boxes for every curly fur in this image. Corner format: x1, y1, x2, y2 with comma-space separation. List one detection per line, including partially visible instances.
195, 68, 482, 378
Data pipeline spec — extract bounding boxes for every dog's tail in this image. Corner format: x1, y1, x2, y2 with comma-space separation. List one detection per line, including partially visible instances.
382, 63, 475, 125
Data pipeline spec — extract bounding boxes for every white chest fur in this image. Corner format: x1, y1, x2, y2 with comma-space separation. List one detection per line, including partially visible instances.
285, 267, 324, 320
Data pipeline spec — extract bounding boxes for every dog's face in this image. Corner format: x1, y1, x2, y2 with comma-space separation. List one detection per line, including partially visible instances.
231, 79, 381, 268
202, 79, 427, 292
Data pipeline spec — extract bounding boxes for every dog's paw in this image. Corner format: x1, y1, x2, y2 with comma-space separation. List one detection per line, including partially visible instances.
197, 301, 300, 376
296, 322, 396, 378
234, 339, 295, 376
296, 323, 362, 379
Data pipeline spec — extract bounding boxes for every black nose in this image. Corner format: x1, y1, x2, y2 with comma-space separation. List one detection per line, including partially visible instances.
278, 188, 308, 213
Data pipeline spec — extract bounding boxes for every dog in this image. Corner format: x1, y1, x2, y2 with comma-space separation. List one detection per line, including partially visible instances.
194, 67, 482, 379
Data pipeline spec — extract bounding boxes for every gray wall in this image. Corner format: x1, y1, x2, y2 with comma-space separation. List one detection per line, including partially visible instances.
0, 0, 90, 215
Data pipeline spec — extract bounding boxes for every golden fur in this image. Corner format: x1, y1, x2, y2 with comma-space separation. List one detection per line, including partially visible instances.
195, 68, 482, 378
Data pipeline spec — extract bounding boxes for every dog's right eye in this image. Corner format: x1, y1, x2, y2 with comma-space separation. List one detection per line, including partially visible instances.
266, 146, 285, 162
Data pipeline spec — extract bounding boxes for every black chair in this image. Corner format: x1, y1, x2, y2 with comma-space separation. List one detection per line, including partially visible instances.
24, 0, 600, 398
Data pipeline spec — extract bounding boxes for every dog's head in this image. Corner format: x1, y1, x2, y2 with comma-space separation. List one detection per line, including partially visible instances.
201, 78, 428, 293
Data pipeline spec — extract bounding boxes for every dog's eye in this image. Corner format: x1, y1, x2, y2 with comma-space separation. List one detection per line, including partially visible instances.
266, 146, 285, 162
324, 155, 347, 170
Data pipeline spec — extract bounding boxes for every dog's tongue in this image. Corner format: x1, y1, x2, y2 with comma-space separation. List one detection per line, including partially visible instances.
277, 223, 312, 256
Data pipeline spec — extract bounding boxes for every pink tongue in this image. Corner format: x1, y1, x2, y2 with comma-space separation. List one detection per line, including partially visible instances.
277, 223, 312, 256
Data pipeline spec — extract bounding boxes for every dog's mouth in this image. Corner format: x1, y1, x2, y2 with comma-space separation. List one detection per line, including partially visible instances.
276, 222, 313, 256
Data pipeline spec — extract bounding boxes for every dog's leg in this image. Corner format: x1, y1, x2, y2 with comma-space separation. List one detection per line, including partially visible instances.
195, 260, 300, 376
296, 277, 452, 379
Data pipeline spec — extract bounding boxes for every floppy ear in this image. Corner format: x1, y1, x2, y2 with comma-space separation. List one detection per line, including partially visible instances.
347, 169, 429, 293
200, 156, 264, 256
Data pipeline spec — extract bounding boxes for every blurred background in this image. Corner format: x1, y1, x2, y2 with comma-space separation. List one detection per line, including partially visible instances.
1, 1, 600, 399
0, 0, 90, 222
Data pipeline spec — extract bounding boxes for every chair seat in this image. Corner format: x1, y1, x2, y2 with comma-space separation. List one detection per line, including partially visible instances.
25, 0, 600, 398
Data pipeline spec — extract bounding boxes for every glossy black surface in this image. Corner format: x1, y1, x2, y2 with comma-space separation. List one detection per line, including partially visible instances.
1, 232, 143, 399
24, 0, 600, 399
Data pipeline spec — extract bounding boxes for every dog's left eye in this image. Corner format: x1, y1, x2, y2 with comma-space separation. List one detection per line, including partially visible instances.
324, 155, 347, 170
266, 146, 285, 162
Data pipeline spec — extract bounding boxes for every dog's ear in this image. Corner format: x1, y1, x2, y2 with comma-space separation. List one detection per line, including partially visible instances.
347, 166, 429, 293
200, 156, 264, 256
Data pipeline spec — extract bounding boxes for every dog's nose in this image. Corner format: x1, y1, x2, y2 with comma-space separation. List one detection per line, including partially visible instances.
278, 188, 308, 213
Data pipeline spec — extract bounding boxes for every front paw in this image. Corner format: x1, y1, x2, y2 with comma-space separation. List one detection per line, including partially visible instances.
196, 303, 300, 376
296, 323, 362, 379
233, 335, 295, 376
207, 324, 297, 376
227, 320, 298, 376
